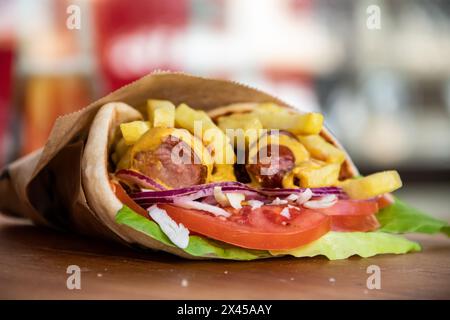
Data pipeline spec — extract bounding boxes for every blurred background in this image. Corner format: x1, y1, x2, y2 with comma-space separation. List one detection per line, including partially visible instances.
0, 0, 448, 219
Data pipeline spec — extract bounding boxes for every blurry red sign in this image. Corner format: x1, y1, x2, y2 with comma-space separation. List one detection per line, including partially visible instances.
0, 38, 14, 165
93, 0, 188, 92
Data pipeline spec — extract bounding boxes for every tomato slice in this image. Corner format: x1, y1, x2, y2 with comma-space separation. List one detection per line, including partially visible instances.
331, 214, 380, 232
314, 199, 380, 232
315, 200, 378, 216
377, 195, 394, 210
113, 181, 377, 248
159, 204, 331, 250
112, 182, 148, 217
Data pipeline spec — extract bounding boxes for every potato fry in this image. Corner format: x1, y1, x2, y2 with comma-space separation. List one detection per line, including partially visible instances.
297, 135, 345, 164
253, 104, 323, 135
340, 171, 402, 199
176, 103, 235, 164
147, 99, 175, 127
175, 103, 216, 132
294, 163, 340, 188
281, 171, 297, 188
120, 121, 151, 145
217, 113, 263, 146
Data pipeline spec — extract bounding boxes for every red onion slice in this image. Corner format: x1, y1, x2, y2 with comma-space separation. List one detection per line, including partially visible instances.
126, 178, 347, 209
115, 169, 166, 191
129, 182, 251, 200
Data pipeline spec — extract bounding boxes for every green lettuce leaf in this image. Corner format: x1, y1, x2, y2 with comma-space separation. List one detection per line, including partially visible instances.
269, 231, 421, 260
377, 198, 450, 236
116, 204, 424, 261
116, 206, 271, 260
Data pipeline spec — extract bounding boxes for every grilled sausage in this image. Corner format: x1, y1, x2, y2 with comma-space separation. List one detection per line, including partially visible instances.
132, 136, 207, 188
246, 144, 295, 188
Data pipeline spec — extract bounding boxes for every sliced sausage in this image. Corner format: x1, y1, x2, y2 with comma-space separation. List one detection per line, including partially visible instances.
246, 144, 295, 188
132, 136, 207, 188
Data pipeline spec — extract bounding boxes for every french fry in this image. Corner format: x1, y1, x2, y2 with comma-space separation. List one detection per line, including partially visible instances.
253, 104, 323, 135
297, 135, 345, 164
217, 113, 263, 146
282, 171, 297, 188
175, 103, 216, 131
340, 171, 402, 199
120, 121, 151, 145
147, 99, 175, 127
294, 163, 340, 188
176, 103, 235, 164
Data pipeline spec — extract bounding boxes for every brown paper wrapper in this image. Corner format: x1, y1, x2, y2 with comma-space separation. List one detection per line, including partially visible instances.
0, 72, 358, 246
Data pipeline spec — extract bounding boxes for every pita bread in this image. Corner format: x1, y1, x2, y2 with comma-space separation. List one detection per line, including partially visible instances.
82, 102, 201, 259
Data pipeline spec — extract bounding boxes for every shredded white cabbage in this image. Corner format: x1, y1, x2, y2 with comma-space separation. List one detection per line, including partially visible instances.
286, 194, 299, 201
226, 193, 245, 209
148, 205, 189, 248
303, 194, 337, 209
296, 188, 313, 205
173, 198, 231, 217
213, 186, 245, 209
247, 200, 264, 209
213, 186, 229, 206
271, 197, 288, 205
280, 207, 291, 219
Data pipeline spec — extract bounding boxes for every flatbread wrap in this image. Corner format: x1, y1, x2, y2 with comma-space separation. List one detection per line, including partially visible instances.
1, 72, 448, 260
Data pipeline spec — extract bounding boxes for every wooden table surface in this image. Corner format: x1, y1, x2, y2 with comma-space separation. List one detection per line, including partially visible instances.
0, 214, 449, 300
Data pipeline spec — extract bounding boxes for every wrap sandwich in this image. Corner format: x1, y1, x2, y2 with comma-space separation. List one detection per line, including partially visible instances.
1, 72, 448, 260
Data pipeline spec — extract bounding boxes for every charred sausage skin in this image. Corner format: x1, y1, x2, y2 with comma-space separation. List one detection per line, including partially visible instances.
246, 144, 295, 188
132, 136, 207, 188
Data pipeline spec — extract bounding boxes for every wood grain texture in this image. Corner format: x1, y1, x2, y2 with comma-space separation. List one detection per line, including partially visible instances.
0, 214, 449, 300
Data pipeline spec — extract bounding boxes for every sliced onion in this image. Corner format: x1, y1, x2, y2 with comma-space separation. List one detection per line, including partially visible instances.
226, 193, 245, 209
130, 183, 259, 207
124, 178, 347, 208
181, 189, 215, 201
172, 198, 231, 217
296, 188, 313, 205
270, 197, 288, 205
260, 186, 345, 197
213, 186, 230, 207
130, 181, 250, 200
303, 195, 338, 209
320, 195, 338, 203
280, 207, 291, 219
116, 169, 166, 191
286, 194, 299, 201
247, 200, 264, 209
212, 186, 245, 209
